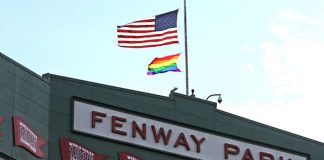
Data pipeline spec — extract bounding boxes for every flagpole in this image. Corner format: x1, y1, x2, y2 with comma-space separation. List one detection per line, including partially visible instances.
184, 0, 189, 95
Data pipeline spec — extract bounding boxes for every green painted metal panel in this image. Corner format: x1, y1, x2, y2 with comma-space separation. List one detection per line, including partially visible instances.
47, 75, 324, 160
15, 67, 49, 94
14, 92, 49, 125
0, 54, 15, 74
0, 53, 50, 160
0, 67, 15, 90
14, 75, 49, 109
47, 76, 196, 160
0, 84, 14, 106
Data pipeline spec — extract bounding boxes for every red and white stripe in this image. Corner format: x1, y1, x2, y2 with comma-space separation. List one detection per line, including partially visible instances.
117, 17, 178, 48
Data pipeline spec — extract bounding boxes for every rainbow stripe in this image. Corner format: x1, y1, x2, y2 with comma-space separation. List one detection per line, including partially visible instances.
147, 53, 181, 75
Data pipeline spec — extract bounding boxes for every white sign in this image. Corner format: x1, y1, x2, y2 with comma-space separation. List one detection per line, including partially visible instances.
73, 100, 307, 160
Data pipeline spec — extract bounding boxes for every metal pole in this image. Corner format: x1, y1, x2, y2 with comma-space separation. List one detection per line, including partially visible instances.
184, 0, 189, 95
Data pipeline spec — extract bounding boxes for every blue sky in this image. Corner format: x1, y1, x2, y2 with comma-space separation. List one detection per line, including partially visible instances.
1, 0, 324, 142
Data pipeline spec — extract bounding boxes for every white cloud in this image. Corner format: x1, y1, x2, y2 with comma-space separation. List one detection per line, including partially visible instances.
242, 43, 256, 53
220, 10, 324, 142
262, 11, 324, 141
264, 11, 324, 95
266, 11, 324, 141
243, 63, 255, 75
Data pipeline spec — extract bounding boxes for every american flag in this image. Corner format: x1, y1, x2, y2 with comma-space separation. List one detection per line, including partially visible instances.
117, 10, 178, 48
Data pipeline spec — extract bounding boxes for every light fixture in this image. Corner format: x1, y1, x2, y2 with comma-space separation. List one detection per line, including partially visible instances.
206, 94, 222, 103
170, 87, 178, 93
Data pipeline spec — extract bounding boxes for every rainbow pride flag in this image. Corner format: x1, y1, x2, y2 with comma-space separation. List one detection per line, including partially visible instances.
147, 53, 181, 75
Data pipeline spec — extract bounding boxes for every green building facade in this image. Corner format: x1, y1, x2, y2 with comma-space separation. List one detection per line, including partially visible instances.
0, 52, 323, 160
